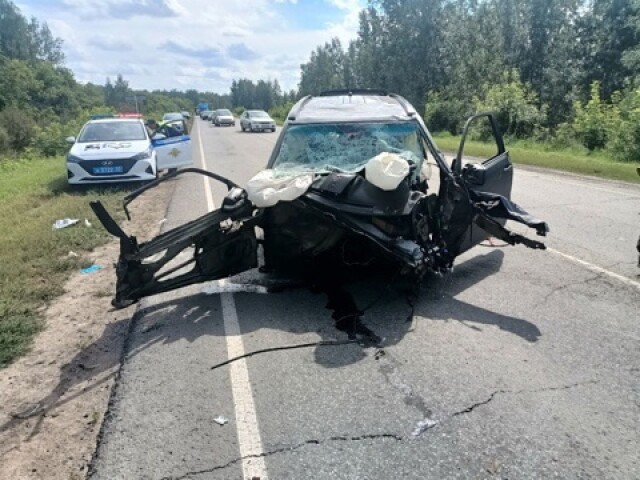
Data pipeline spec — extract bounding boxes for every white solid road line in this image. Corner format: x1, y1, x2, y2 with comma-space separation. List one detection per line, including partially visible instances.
196, 120, 215, 212
195, 119, 269, 479
547, 247, 640, 292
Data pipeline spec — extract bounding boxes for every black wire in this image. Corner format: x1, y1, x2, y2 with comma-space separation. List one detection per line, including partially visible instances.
210, 269, 402, 370
210, 339, 359, 371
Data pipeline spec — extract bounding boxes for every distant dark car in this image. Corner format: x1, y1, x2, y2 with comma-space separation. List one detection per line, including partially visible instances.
212, 109, 235, 126
91, 89, 548, 308
200, 110, 213, 120
240, 110, 276, 132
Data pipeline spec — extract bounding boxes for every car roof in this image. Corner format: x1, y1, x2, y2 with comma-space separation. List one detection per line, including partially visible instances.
87, 118, 144, 124
287, 90, 417, 124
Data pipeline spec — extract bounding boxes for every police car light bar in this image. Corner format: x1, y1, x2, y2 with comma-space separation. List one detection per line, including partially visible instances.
116, 113, 143, 118
89, 114, 114, 120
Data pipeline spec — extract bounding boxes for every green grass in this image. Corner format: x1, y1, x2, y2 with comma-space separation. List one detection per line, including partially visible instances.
432, 133, 640, 184
0, 156, 131, 367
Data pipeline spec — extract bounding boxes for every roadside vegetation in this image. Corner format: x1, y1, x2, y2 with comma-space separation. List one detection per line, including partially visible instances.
433, 133, 640, 184
0, 157, 127, 367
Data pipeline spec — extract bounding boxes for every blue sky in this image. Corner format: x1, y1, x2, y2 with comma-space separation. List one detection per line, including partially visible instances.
14, 0, 365, 93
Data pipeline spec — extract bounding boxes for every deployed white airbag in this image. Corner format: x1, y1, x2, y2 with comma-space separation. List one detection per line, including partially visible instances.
246, 169, 314, 207
365, 152, 410, 191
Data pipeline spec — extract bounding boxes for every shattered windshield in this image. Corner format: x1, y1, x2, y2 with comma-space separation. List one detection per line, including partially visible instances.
272, 122, 424, 174
78, 121, 146, 142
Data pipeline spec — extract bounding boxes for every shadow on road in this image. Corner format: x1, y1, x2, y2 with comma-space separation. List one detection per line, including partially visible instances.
0, 247, 540, 438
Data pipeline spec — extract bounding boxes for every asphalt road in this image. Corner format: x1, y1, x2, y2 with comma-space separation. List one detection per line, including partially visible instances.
90, 119, 640, 480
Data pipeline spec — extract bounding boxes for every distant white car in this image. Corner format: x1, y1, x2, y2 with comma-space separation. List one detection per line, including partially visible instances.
212, 109, 235, 126
163, 112, 184, 122
66, 116, 192, 185
240, 110, 276, 132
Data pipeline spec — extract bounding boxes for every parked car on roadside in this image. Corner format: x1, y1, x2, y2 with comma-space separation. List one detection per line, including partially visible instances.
91, 90, 548, 308
66, 115, 192, 185
181, 111, 191, 119
240, 110, 276, 132
212, 109, 235, 126
163, 112, 184, 122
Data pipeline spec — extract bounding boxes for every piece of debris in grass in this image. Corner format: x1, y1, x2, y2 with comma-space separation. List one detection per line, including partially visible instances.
84, 218, 92, 228
68, 251, 79, 257
81, 264, 103, 274
213, 415, 229, 426
53, 218, 79, 230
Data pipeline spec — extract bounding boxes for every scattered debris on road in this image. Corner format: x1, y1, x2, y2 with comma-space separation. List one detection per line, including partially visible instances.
213, 416, 229, 426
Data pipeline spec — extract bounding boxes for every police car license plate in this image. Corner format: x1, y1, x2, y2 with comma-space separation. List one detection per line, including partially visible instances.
93, 166, 124, 174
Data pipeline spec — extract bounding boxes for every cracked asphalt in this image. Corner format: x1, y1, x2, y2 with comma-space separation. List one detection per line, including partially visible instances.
90, 119, 640, 479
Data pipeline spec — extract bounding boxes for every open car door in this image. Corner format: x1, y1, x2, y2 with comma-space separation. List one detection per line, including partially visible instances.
90, 169, 259, 308
153, 118, 193, 170
437, 113, 547, 257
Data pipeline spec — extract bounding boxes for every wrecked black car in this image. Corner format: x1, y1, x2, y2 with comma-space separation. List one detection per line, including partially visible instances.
91, 90, 549, 308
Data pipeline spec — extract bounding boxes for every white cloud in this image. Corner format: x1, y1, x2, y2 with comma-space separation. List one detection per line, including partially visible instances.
16, 0, 366, 92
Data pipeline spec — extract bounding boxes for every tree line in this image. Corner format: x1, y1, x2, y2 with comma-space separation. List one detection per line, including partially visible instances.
297, 0, 640, 161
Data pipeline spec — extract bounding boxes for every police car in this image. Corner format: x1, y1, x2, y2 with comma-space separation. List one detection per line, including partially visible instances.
66, 114, 193, 185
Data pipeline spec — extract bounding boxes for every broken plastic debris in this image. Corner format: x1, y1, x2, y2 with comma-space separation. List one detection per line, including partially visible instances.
411, 417, 437, 438
67, 251, 79, 257
53, 218, 79, 230
213, 415, 228, 426
81, 264, 103, 274
84, 218, 92, 228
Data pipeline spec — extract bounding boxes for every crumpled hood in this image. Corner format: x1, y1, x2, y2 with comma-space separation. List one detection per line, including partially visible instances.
69, 139, 150, 159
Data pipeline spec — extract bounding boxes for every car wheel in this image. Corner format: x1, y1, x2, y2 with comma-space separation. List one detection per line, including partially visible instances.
241, 124, 246, 132
271, 128, 276, 132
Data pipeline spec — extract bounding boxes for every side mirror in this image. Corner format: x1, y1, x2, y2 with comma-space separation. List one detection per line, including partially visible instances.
453, 112, 505, 175
66, 136, 76, 144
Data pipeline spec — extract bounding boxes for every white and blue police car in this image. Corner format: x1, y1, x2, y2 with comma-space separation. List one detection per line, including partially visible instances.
66, 114, 192, 185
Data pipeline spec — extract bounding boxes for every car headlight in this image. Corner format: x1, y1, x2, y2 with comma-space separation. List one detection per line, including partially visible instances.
66, 154, 83, 163
130, 148, 152, 161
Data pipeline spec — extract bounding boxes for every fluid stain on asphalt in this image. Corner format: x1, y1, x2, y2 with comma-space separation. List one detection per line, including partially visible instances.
323, 284, 381, 347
